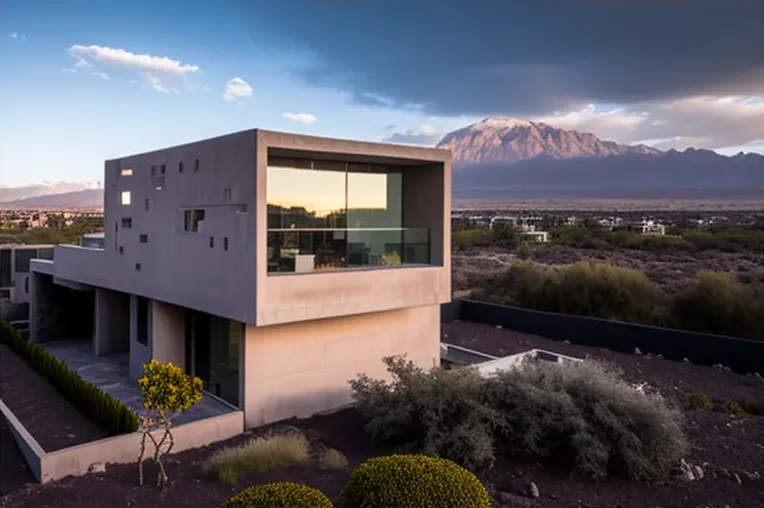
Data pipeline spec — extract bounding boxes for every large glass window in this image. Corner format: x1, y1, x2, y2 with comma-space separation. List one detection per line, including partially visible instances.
267, 157, 430, 273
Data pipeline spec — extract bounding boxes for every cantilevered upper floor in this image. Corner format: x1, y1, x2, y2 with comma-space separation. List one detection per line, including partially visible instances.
31, 129, 452, 326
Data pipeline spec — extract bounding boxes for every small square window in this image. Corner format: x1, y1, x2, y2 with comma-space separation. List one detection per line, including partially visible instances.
160, 164, 166, 175
223, 237, 229, 251
121, 168, 133, 176
223, 188, 232, 203
119, 246, 124, 255
178, 161, 184, 173
183, 208, 206, 232
121, 191, 131, 205
135, 263, 141, 271
144, 198, 150, 211
121, 218, 132, 228
139, 234, 148, 243
194, 158, 200, 172
209, 236, 214, 248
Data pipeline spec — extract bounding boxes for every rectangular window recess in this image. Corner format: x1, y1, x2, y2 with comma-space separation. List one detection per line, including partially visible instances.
121, 168, 133, 176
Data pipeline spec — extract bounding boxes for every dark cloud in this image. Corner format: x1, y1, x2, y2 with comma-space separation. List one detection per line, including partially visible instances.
248, 0, 764, 116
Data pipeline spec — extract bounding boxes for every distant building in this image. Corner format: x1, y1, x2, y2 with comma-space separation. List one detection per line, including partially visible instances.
519, 223, 549, 243
640, 220, 666, 236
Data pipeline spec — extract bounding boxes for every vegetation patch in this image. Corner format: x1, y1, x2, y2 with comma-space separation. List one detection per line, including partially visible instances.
685, 392, 714, 411
351, 355, 687, 481
202, 430, 310, 484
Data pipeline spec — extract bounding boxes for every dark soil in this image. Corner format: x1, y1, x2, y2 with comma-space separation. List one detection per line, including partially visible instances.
0, 415, 35, 495
1, 327, 763, 508
0, 345, 108, 453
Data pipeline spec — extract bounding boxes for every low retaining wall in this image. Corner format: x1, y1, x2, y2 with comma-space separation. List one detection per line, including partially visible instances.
1, 399, 244, 484
0, 398, 44, 481
441, 299, 764, 375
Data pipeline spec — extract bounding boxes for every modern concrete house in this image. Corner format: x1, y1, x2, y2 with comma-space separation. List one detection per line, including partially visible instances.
29, 129, 451, 428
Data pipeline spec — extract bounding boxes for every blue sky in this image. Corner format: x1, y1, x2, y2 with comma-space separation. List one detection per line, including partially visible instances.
1, 0, 762, 186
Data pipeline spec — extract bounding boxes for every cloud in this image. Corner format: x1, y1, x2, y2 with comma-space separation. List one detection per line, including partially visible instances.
383, 124, 442, 146
141, 72, 170, 93
69, 45, 201, 76
9, 32, 26, 40
249, 1, 764, 117
61, 67, 77, 73
223, 77, 253, 102
533, 96, 764, 150
282, 112, 318, 125
92, 71, 110, 80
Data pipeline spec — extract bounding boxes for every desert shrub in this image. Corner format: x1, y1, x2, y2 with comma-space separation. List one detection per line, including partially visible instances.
669, 271, 764, 340
471, 261, 557, 311
685, 392, 714, 410
317, 447, 349, 470
203, 430, 310, 484
724, 401, 746, 416
339, 454, 491, 508
220, 482, 333, 508
0, 321, 138, 435
484, 360, 687, 481
349, 356, 500, 470
742, 399, 764, 416
452, 229, 494, 249
549, 261, 662, 323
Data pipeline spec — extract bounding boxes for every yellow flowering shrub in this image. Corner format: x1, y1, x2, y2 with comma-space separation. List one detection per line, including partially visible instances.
220, 482, 333, 508
340, 454, 492, 508
138, 359, 204, 412
136, 359, 204, 487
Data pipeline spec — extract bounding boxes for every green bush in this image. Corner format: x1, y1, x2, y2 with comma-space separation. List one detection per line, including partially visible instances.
340, 454, 491, 508
669, 271, 764, 340
685, 392, 714, 410
473, 261, 662, 324
552, 261, 662, 323
350, 356, 499, 471
484, 360, 686, 481
742, 399, 764, 416
220, 482, 333, 508
0, 321, 139, 435
724, 400, 746, 416
350, 356, 687, 482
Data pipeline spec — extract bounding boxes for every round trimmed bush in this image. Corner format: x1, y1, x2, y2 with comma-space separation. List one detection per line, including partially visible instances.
340, 454, 492, 508
219, 482, 333, 508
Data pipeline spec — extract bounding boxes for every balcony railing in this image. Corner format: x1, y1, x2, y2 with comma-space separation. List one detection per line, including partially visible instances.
267, 227, 430, 274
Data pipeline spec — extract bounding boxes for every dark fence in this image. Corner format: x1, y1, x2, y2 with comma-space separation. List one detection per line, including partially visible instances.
441, 299, 764, 375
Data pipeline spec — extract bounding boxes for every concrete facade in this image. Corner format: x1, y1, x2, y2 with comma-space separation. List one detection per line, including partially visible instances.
29, 128, 451, 429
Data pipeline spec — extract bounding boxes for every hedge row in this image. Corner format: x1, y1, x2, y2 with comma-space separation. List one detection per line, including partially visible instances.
219, 455, 490, 508
0, 321, 139, 435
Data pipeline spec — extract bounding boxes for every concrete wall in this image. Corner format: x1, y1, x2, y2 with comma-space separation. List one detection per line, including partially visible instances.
93, 289, 130, 356
29, 273, 62, 343
42, 129, 450, 329
254, 130, 452, 327
128, 295, 152, 380
242, 304, 441, 428
151, 300, 186, 368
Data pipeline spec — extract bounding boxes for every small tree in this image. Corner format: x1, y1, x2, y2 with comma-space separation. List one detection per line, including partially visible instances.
137, 359, 204, 486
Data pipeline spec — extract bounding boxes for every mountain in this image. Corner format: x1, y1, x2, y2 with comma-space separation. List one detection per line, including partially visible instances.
0, 189, 103, 209
0, 181, 102, 203
437, 117, 662, 164
438, 118, 764, 200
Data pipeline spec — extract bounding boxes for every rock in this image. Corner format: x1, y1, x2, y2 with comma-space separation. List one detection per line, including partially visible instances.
683, 357, 691, 363
754, 372, 764, 382
634, 347, 642, 355
693, 465, 704, 480
563, 340, 570, 344
527, 481, 540, 498
733, 473, 742, 484
87, 462, 106, 474
655, 353, 664, 359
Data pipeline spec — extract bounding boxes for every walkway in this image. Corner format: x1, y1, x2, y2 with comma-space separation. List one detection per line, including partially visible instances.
42, 341, 236, 426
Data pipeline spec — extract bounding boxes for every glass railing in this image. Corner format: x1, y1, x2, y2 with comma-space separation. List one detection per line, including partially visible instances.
267, 227, 431, 273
